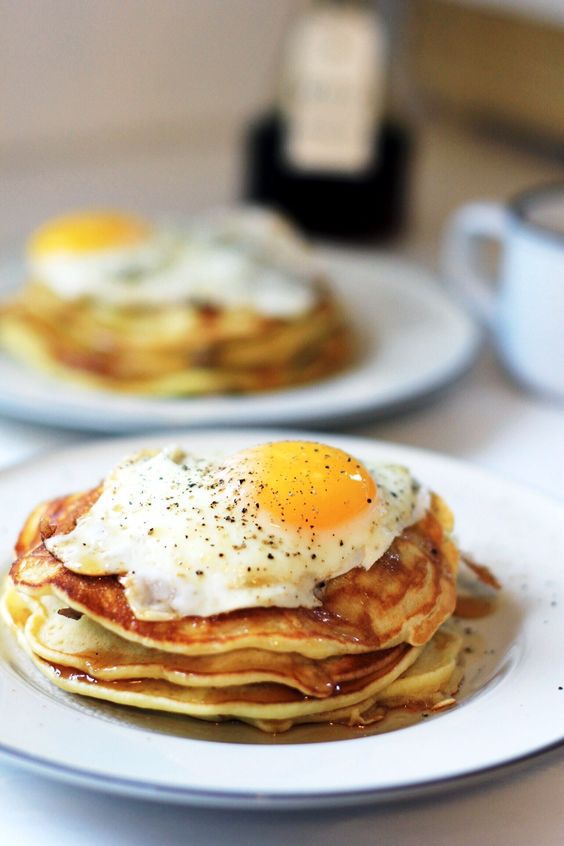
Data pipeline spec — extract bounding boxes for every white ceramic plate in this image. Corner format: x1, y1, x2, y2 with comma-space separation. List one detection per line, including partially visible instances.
0, 251, 480, 432
0, 429, 562, 808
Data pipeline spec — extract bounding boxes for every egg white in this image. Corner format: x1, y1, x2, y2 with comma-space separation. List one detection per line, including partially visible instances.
45, 446, 427, 621
29, 209, 319, 318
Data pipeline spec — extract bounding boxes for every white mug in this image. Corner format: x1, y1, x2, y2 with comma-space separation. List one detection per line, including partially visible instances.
442, 184, 564, 400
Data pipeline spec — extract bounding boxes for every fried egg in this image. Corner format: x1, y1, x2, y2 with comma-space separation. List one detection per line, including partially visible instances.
46, 441, 428, 621
27, 209, 318, 317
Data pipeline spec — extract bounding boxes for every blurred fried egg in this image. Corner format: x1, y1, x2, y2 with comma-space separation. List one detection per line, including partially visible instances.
27, 208, 318, 317
46, 441, 428, 620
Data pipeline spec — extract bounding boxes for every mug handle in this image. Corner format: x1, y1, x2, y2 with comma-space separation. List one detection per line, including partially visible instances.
441, 201, 510, 326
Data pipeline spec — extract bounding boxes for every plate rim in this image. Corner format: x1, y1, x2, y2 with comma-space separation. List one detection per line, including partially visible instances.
0, 428, 562, 808
0, 736, 562, 810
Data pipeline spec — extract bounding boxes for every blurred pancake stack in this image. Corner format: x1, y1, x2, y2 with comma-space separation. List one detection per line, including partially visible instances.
0, 208, 352, 395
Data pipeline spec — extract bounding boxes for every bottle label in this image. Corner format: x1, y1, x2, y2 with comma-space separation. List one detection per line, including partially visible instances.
281, 4, 386, 174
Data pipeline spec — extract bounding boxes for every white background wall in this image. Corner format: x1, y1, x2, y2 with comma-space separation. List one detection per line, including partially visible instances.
0, 1, 308, 241
4, 0, 561, 158
0, 0, 305, 157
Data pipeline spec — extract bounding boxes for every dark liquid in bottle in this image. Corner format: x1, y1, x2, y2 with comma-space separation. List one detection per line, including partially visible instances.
244, 112, 411, 242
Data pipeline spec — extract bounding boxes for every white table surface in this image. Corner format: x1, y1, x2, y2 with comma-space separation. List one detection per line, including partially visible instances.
0, 345, 562, 846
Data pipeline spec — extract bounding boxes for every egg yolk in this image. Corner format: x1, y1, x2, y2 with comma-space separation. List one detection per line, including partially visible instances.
231, 441, 377, 531
28, 211, 151, 258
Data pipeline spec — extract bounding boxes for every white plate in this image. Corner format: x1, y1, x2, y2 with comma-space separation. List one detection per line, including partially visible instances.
0, 429, 562, 808
0, 251, 480, 432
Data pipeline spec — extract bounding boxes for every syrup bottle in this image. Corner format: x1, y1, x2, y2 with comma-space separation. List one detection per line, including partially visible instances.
244, 0, 411, 241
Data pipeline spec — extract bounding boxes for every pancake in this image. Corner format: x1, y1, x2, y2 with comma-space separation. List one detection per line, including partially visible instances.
1, 286, 351, 395
24, 647, 421, 725
253, 624, 463, 732
2, 587, 419, 721
2, 583, 460, 730
10, 590, 423, 698
11, 488, 459, 660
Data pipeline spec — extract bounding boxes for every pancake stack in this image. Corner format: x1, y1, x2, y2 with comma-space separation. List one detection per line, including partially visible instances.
2, 485, 462, 733
0, 282, 351, 395
0, 209, 352, 395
